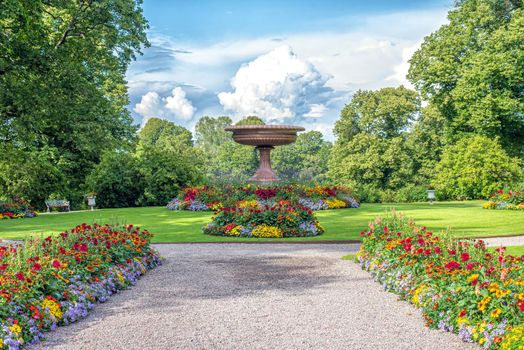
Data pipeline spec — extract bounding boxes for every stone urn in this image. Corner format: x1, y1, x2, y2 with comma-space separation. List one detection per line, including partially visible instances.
224, 125, 305, 182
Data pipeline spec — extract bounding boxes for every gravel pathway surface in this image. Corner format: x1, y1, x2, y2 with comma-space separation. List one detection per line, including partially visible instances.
480, 234, 524, 247
33, 244, 477, 350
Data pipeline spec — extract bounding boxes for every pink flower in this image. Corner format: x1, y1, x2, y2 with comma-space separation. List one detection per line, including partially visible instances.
52, 260, 61, 269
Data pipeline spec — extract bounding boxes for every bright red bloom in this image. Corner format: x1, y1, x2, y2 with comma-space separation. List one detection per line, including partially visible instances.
444, 261, 460, 270
434, 247, 442, 255
460, 252, 470, 262
52, 260, 61, 269
16, 272, 25, 281
518, 300, 524, 312
465, 263, 474, 271
32, 263, 42, 272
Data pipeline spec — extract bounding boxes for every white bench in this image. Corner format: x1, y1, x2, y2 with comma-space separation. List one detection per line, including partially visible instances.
45, 199, 70, 212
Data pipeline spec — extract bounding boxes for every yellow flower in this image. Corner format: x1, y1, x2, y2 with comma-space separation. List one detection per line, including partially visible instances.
412, 284, 428, 307
0, 339, 3, 347
41, 298, 63, 320
467, 274, 479, 283
251, 225, 283, 238
325, 199, 346, 209
8, 323, 22, 335
490, 308, 501, 319
478, 297, 491, 312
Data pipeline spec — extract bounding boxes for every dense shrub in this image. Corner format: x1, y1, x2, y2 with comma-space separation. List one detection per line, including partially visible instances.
433, 135, 522, 200
357, 213, 524, 349
203, 201, 324, 238
85, 152, 144, 208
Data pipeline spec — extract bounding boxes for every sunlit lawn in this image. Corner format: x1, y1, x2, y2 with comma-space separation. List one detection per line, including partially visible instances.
0, 201, 523, 242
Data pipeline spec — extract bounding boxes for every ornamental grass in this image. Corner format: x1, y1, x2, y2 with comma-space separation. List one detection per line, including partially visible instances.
0, 224, 161, 349
356, 212, 524, 349
167, 184, 359, 211
203, 201, 324, 238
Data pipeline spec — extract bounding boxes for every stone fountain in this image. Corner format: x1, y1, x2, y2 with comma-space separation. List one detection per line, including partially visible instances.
224, 124, 305, 182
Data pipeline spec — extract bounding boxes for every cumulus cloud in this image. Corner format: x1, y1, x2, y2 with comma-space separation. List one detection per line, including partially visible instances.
165, 87, 196, 120
134, 87, 196, 125
218, 45, 333, 123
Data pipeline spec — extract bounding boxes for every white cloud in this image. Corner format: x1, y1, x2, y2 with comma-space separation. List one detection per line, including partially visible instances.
218, 45, 332, 123
304, 104, 328, 118
165, 87, 195, 120
134, 87, 196, 125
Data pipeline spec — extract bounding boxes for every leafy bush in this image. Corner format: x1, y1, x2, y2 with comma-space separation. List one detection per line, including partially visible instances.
433, 135, 523, 199
0, 224, 161, 348
203, 202, 324, 238
85, 152, 144, 208
357, 213, 524, 349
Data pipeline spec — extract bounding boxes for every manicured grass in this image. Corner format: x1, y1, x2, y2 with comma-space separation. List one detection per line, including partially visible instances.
0, 201, 523, 242
489, 245, 524, 256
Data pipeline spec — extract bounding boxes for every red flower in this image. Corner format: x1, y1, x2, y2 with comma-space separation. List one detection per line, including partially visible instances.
434, 247, 442, 255
16, 272, 25, 281
444, 261, 460, 270
32, 263, 42, 272
460, 253, 470, 262
465, 263, 474, 271
518, 300, 524, 313
423, 249, 431, 256
448, 249, 456, 255
52, 260, 61, 269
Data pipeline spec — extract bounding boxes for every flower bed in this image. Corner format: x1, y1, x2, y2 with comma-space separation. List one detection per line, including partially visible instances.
0, 198, 37, 219
356, 213, 524, 349
483, 189, 524, 210
0, 224, 161, 348
203, 201, 324, 238
167, 184, 359, 211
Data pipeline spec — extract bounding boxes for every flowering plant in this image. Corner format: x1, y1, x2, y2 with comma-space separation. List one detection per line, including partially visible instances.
0, 224, 161, 348
357, 212, 524, 349
483, 189, 524, 210
168, 184, 359, 211
0, 197, 37, 220
203, 202, 324, 238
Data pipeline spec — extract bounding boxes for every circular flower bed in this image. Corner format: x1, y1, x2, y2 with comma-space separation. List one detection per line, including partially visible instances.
167, 184, 359, 211
203, 201, 324, 238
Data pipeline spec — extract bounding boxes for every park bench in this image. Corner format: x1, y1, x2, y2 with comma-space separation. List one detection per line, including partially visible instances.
45, 199, 70, 212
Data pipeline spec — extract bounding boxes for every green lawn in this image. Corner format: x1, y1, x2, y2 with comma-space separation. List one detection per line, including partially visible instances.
0, 201, 523, 242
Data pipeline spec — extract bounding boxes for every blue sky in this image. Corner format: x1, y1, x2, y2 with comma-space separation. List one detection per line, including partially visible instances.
127, 0, 453, 139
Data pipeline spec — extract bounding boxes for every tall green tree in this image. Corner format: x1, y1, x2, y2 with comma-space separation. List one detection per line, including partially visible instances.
135, 118, 204, 205
329, 87, 420, 193
408, 0, 524, 157
273, 131, 332, 181
0, 0, 149, 207
194, 116, 233, 154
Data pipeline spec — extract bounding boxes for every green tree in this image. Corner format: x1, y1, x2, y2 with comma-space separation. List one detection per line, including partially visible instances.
85, 151, 144, 208
408, 0, 524, 157
433, 135, 523, 199
135, 118, 204, 205
206, 142, 258, 182
273, 131, 331, 181
0, 0, 148, 207
195, 116, 233, 153
329, 87, 420, 194
235, 116, 265, 125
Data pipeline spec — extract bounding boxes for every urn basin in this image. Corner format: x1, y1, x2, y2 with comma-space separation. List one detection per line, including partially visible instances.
224, 125, 305, 182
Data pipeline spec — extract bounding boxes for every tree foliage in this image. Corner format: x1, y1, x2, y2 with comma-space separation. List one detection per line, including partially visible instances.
408, 0, 524, 157
0, 0, 149, 207
273, 131, 331, 181
235, 116, 265, 125
433, 135, 523, 199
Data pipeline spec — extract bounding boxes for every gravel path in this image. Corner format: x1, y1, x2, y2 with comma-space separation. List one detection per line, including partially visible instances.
480, 235, 524, 247
33, 244, 476, 350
